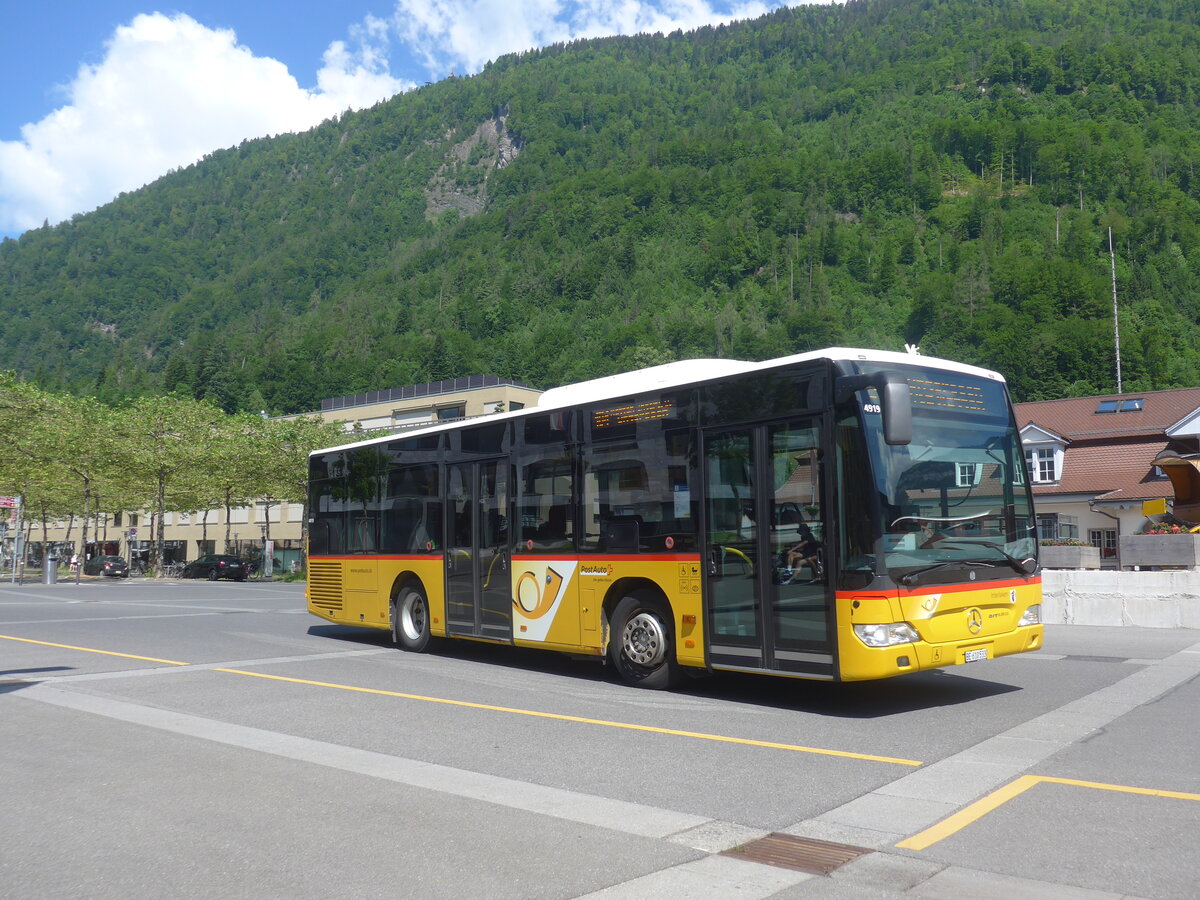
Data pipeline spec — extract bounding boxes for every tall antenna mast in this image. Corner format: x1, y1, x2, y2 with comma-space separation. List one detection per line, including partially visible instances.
1110, 226, 1122, 393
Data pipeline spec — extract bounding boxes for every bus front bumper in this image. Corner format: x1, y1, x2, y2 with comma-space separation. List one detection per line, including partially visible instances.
838, 624, 1044, 681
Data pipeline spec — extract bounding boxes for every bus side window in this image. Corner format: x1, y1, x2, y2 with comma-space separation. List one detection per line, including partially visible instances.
517, 456, 574, 552
308, 476, 346, 555
382, 463, 441, 552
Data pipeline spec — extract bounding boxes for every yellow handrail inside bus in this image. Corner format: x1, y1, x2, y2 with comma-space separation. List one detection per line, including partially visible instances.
721, 546, 754, 576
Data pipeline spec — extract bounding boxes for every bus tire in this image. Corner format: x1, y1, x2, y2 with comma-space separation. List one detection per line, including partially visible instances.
609, 592, 680, 690
392, 585, 433, 652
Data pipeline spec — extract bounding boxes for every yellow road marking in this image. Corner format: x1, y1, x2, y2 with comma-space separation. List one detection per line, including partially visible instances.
216, 668, 923, 766
0, 631, 921, 765
1035, 775, 1200, 802
0, 633, 189, 666
897, 775, 1041, 850
898, 774, 1200, 851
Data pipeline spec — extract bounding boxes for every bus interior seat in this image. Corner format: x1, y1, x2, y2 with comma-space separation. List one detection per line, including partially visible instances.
601, 515, 642, 552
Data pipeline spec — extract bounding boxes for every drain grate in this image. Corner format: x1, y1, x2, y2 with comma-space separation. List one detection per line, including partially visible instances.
721, 832, 871, 875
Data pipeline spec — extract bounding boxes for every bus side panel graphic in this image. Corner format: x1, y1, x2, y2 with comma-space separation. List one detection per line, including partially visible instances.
512, 561, 578, 644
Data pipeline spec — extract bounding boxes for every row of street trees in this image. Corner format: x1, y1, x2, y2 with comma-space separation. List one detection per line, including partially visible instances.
0, 373, 344, 576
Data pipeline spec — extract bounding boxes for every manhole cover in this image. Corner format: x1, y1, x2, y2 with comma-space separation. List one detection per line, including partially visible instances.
721, 832, 871, 875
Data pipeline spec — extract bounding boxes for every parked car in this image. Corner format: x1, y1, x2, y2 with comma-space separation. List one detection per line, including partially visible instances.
181, 555, 248, 582
82, 555, 129, 577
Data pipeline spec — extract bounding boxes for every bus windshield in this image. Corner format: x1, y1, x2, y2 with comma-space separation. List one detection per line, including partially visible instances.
859, 366, 1037, 584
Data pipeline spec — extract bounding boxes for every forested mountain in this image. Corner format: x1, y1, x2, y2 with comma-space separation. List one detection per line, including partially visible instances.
4, 0, 1200, 412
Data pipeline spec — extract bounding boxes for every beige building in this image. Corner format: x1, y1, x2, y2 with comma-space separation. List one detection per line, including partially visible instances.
18, 376, 542, 573
1016, 387, 1200, 569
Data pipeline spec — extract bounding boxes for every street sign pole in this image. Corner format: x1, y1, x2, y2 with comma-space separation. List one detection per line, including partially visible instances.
12, 498, 21, 584
0, 497, 20, 585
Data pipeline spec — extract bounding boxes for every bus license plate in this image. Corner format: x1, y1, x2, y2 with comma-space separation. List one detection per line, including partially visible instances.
963, 648, 988, 663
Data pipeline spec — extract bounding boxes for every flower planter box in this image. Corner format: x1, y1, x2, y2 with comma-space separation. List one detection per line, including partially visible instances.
1119, 533, 1200, 570
1039, 545, 1101, 570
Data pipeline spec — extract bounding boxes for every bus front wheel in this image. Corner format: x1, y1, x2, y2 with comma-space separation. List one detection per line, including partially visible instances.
609, 593, 680, 689
392, 585, 433, 652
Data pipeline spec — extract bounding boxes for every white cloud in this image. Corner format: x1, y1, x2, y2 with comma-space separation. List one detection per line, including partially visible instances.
317, 15, 408, 106
0, 3, 802, 235
389, 0, 775, 77
0, 12, 409, 234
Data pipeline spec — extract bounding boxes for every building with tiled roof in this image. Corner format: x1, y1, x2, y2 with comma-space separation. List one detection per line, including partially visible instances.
1015, 388, 1200, 567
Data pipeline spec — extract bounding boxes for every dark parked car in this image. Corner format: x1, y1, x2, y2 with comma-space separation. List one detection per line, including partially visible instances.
83, 555, 129, 577
181, 555, 248, 582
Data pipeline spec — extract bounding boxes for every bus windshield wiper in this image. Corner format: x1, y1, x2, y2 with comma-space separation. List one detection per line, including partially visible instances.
897, 559, 997, 587
934, 539, 1038, 577
977, 541, 1038, 576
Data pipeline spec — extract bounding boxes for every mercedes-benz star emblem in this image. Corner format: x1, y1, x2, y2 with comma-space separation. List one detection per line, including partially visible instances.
966, 608, 983, 634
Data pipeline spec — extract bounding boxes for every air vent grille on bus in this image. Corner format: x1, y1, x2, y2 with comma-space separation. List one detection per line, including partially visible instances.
308, 561, 344, 612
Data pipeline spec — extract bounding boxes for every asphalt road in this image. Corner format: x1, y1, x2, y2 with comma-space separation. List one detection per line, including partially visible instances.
1, 578, 1197, 899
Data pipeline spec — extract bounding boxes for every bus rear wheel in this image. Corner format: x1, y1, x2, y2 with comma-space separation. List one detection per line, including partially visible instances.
392, 585, 433, 652
609, 593, 680, 689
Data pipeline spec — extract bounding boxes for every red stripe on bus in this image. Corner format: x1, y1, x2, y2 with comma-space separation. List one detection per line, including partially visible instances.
839, 576, 1041, 598
309, 555, 438, 561
308, 553, 702, 563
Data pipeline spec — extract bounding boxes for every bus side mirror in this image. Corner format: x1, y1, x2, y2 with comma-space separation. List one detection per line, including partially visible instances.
879, 379, 912, 446
835, 373, 912, 446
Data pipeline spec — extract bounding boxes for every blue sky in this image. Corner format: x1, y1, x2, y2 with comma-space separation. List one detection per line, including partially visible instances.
0, 1, 802, 239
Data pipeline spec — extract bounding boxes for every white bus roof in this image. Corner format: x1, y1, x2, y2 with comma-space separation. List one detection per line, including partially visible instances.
312, 347, 1004, 456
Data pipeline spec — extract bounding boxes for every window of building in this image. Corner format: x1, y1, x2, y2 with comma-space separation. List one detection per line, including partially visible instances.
1037, 514, 1078, 540
956, 463, 982, 487
1089, 528, 1118, 559
437, 405, 466, 421
1025, 447, 1056, 483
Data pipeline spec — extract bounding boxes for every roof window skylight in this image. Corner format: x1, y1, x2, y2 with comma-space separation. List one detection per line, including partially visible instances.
1095, 398, 1143, 413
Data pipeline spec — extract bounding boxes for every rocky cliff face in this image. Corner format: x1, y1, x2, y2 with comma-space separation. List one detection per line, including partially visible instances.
424, 108, 522, 219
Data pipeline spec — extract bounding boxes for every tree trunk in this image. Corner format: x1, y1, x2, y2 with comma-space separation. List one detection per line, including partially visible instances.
224, 487, 233, 553
155, 472, 167, 577
147, 510, 157, 574
39, 503, 49, 563
77, 477, 91, 584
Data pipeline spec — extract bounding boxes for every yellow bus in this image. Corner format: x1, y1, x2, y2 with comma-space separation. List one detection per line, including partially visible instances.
306, 348, 1043, 688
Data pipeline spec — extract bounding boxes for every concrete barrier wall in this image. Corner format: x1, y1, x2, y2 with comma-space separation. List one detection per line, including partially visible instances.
1042, 569, 1200, 629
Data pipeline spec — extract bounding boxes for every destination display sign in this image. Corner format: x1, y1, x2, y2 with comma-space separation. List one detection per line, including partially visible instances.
593, 399, 674, 429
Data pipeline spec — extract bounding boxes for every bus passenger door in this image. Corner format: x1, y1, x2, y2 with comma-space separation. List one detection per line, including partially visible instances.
445, 460, 511, 640
702, 421, 833, 677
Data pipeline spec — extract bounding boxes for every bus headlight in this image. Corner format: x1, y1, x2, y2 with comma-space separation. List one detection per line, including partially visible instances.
1019, 604, 1042, 626
853, 623, 919, 648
